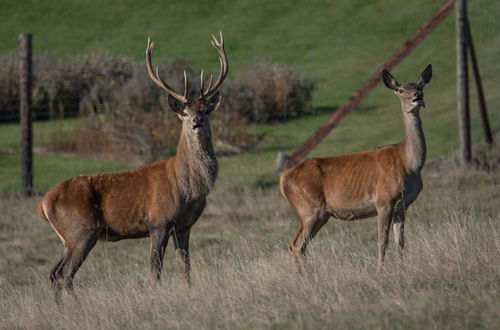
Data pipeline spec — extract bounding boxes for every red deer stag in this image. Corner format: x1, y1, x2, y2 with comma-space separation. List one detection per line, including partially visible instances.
280, 65, 432, 270
38, 32, 228, 305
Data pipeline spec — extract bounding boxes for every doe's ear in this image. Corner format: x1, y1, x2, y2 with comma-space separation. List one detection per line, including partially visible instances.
206, 91, 221, 114
417, 64, 432, 87
168, 95, 185, 114
382, 69, 400, 90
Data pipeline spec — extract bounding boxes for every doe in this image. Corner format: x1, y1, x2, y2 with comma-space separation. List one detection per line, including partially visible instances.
280, 65, 432, 269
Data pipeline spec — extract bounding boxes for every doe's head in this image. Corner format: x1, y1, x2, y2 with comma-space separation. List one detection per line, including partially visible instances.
382, 64, 432, 113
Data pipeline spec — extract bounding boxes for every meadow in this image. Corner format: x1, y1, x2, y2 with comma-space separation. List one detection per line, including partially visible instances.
0, 141, 499, 329
0, 0, 499, 328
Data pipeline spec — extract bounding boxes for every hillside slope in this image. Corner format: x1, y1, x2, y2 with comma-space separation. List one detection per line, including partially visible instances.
0, 0, 499, 189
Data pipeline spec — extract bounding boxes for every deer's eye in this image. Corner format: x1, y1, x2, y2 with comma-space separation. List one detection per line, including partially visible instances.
397, 89, 404, 93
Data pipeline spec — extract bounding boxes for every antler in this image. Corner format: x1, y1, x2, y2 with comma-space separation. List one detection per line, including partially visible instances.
146, 37, 188, 103
200, 32, 228, 99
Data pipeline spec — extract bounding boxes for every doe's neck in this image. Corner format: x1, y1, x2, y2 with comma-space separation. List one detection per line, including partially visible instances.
401, 109, 426, 173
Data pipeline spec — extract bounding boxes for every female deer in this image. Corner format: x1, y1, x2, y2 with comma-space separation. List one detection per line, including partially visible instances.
280, 65, 432, 269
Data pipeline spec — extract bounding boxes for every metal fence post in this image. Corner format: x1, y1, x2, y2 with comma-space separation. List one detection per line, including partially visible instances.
467, 19, 493, 144
456, 0, 471, 165
19, 33, 33, 196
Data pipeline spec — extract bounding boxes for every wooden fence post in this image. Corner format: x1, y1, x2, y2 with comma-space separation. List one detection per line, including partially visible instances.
456, 0, 471, 165
19, 33, 33, 196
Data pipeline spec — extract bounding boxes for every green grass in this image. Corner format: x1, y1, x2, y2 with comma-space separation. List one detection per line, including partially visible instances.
0, 119, 79, 150
1, 0, 499, 105
1, 0, 499, 192
0, 152, 128, 192
0, 120, 130, 192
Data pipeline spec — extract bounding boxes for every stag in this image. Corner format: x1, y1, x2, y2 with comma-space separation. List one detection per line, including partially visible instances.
38, 32, 228, 305
280, 65, 432, 270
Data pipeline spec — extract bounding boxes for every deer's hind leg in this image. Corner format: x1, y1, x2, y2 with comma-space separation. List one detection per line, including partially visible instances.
289, 208, 330, 263
47, 226, 101, 307
48, 247, 68, 307
59, 228, 102, 300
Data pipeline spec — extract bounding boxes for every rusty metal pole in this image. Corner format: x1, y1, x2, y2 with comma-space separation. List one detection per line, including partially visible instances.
19, 33, 33, 196
467, 19, 493, 144
277, 0, 455, 172
456, 0, 471, 165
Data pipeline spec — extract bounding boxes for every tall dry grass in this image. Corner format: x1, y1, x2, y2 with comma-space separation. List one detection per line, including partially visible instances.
0, 165, 499, 329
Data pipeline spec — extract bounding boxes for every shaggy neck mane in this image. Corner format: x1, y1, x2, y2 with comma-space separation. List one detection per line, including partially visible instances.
174, 130, 218, 199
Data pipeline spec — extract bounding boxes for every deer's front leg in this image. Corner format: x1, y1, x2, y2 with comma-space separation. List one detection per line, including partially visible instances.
150, 226, 170, 281
392, 210, 405, 266
173, 229, 191, 286
376, 204, 393, 272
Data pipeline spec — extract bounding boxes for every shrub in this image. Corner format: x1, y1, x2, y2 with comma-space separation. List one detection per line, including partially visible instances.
0, 53, 315, 162
0, 52, 136, 121
219, 61, 316, 123
0, 52, 22, 121
46, 58, 192, 163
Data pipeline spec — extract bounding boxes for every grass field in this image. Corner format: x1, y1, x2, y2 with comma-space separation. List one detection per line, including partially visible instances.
1, 0, 500, 328
0, 142, 499, 329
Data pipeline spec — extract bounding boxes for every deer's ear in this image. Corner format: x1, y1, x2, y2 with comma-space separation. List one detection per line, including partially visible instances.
206, 92, 221, 114
168, 95, 185, 114
382, 69, 400, 91
417, 64, 432, 87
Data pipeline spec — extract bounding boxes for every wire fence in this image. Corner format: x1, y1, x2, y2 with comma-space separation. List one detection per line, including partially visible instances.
0, 44, 317, 124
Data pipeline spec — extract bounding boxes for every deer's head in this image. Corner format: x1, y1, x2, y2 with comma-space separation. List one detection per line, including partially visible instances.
146, 32, 228, 140
382, 64, 432, 113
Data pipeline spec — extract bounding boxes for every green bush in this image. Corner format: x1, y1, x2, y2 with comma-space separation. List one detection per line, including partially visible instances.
0, 53, 315, 162
220, 61, 316, 123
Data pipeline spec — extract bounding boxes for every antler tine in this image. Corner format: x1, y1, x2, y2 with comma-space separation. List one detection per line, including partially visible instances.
183, 70, 189, 100
201, 31, 228, 99
199, 69, 205, 98
204, 74, 213, 95
146, 38, 187, 103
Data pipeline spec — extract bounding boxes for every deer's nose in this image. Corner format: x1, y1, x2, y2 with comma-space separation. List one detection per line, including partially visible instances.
193, 117, 203, 125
